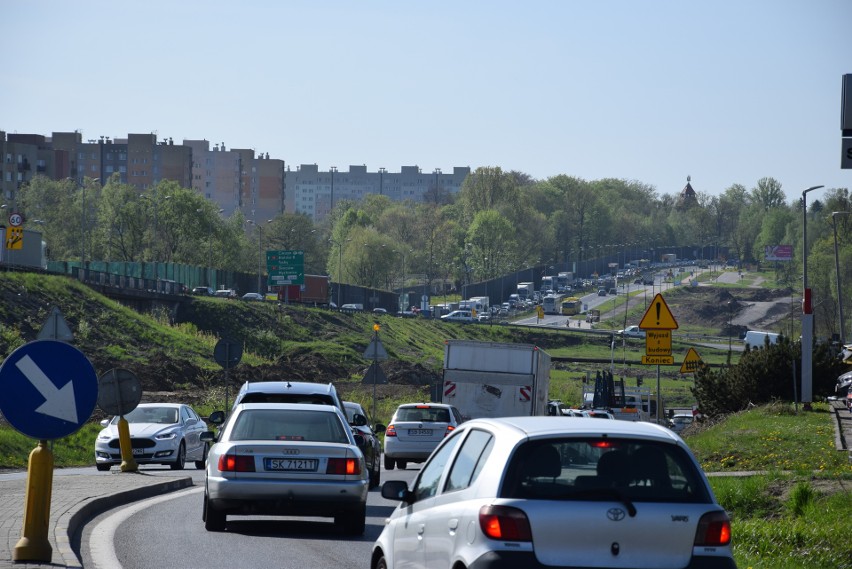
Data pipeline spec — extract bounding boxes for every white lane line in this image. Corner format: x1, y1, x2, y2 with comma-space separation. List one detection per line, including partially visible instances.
88, 486, 203, 569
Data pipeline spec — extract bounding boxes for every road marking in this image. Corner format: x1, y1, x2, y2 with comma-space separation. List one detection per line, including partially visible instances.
88, 485, 202, 569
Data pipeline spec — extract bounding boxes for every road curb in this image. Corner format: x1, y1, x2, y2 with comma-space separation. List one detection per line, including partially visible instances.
59, 476, 194, 568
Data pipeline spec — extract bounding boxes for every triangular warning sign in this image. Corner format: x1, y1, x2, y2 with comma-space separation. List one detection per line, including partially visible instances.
37, 306, 74, 342
639, 293, 678, 330
680, 347, 704, 374
361, 361, 388, 384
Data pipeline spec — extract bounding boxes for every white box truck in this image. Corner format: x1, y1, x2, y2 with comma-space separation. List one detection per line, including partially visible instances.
517, 282, 534, 301
442, 340, 551, 419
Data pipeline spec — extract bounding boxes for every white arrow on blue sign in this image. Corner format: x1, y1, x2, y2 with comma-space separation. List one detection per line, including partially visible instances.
0, 340, 98, 439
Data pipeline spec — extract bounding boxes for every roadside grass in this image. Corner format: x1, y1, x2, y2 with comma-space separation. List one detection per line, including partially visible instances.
688, 401, 852, 568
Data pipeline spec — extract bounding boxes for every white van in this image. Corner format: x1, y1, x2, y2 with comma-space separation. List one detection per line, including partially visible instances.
743, 330, 779, 349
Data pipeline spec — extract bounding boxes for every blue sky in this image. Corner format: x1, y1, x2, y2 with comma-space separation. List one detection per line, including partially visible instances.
3, 1, 850, 202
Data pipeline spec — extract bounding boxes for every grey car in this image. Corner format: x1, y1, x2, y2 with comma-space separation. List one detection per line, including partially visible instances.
202, 403, 369, 534
383, 403, 464, 470
373, 417, 736, 569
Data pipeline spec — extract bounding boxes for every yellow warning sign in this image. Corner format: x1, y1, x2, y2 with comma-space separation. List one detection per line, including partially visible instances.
641, 355, 674, 365
638, 293, 678, 330
5, 226, 22, 250
680, 348, 704, 374
645, 330, 672, 355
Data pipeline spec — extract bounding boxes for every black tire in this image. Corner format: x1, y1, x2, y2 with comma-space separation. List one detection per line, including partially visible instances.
204, 494, 226, 531
375, 553, 388, 569
170, 442, 186, 470
397, 459, 407, 470
336, 505, 366, 536
195, 443, 209, 470
96, 463, 111, 472
384, 454, 395, 471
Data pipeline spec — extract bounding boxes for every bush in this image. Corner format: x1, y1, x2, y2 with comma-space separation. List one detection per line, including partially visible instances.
692, 336, 846, 416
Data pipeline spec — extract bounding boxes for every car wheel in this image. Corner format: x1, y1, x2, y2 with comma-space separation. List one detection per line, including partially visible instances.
336, 505, 366, 536
397, 459, 407, 470
374, 554, 389, 569
384, 454, 395, 471
96, 463, 111, 472
170, 442, 186, 470
204, 494, 226, 532
195, 443, 209, 470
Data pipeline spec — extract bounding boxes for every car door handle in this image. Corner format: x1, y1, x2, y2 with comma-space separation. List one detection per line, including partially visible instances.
448, 519, 459, 532
417, 524, 425, 536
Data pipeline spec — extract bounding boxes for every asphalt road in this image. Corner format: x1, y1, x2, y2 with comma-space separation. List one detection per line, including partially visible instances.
80, 465, 419, 569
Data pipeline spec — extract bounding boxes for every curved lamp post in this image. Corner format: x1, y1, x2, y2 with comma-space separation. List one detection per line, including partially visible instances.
801, 185, 824, 407
832, 211, 851, 345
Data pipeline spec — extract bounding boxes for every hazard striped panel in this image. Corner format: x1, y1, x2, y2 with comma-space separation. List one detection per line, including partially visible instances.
444, 381, 456, 398
519, 386, 531, 401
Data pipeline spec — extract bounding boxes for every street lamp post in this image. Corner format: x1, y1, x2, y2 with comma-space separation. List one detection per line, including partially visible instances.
801, 185, 824, 406
329, 166, 337, 215
330, 237, 350, 308
832, 211, 851, 345
247, 220, 272, 294
140, 191, 169, 287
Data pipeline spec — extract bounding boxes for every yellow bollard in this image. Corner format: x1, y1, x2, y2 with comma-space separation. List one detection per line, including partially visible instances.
118, 416, 138, 472
13, 440, 54, 562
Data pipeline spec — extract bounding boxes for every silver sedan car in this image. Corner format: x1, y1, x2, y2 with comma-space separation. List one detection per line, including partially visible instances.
372, 417, 736, 569
202, 403, 369, 534
94, 403, 208, 471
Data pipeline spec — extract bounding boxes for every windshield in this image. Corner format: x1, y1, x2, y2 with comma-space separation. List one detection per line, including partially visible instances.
119, 406, 179, 425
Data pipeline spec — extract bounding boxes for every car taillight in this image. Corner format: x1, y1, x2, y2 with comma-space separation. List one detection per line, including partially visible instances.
327, 457, 361, 475
444, 425, 455, 437
479, 505, 532, 541
694, 511, 732, 546
218, 454, 255, 472
386, 425, 397, 437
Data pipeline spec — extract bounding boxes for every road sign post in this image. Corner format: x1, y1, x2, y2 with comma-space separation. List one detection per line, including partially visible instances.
0, 340, 99, 563
638, 294, 679, 424
266, 250, 305, 286
98, 368, 142, 472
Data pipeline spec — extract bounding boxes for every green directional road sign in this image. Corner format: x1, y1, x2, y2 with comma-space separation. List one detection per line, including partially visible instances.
266, 250, 304, 286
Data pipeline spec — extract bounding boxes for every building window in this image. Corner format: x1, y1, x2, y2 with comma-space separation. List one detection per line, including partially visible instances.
119, 153, 127, 160
106, 165, 114, 173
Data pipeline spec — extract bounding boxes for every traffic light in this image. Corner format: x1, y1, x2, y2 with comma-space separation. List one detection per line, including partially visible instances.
637, 377, 643, 387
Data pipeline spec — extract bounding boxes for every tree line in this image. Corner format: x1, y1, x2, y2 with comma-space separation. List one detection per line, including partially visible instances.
16, 169, 852, 338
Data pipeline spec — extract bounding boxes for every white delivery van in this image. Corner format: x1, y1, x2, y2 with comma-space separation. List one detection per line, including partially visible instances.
743, 330, 779, 349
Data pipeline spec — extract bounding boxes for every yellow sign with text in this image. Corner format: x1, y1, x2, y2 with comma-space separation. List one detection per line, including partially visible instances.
641, 355, 674, 365
645, 330, 672, 356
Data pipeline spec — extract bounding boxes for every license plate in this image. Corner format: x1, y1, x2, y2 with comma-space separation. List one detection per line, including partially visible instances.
264, 458, 318, 471
408, 429, 433, 436
132, 448, 144, 455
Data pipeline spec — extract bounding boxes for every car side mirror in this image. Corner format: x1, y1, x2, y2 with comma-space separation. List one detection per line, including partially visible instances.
351, 413, 368, 427
200, 431, 217, 443
373, 423, 386, 434
381, 480, 414, 504
100, 419, 109, 428
208, 411, 226, 425
353, 433, 366, 448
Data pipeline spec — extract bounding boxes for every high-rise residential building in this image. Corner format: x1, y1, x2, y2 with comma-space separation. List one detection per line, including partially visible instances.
1, 130, 470, 223
284, 165, 470, 221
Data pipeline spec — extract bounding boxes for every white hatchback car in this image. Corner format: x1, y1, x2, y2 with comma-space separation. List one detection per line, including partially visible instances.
372, 417, 735, 569
383, 403, 464, 470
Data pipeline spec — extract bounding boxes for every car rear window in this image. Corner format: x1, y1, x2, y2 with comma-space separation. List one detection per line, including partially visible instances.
501, 438, 711, 503
240, 393, 335, 406
229, 409, 349, 443
396, 406, 450, 423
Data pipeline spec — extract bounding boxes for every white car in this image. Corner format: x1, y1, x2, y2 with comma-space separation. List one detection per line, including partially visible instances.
95, 403, 208, 471
618, 325, 646, 338
372, 417, 735, 569
383, 403, 465, 470
440, 310, 475, 323
202, 403, 368, 534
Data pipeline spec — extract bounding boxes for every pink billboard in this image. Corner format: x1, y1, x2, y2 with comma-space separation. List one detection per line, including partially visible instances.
764, 245, 793, 261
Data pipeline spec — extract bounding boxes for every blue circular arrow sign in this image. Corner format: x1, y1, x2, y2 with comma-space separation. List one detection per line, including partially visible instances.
0, 340, 98, 439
